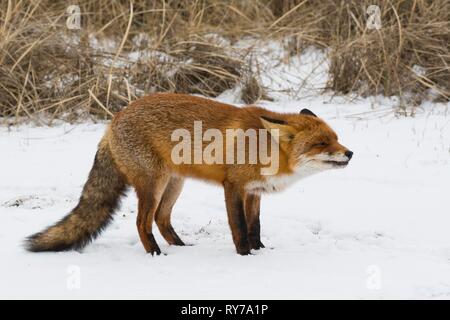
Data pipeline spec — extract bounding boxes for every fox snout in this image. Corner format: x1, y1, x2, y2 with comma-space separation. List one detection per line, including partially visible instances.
331, 148, 353, 165
308, 146, 353, 169
328, 143, 353, 165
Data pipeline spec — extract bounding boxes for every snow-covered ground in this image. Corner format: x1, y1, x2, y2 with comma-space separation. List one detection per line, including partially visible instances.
1, 93, 449, 299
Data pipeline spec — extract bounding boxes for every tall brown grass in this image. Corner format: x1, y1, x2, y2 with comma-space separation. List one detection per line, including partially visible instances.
0, 0, 449, 124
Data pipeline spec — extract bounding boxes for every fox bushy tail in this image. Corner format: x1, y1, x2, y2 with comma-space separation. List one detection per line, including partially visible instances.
25, 138, 126, 252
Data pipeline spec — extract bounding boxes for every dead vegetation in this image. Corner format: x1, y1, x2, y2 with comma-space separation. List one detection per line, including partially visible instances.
0, 0, 449, 124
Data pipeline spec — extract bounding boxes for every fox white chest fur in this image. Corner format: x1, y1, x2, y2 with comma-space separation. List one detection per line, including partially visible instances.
245, 161, 325, 193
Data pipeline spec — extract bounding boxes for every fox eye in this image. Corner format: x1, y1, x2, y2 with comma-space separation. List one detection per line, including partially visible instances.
314, 142, 327, 147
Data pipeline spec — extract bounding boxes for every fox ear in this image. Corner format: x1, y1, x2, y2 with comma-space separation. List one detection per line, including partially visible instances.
300, 108, 317, 117
260, 116, 297, 142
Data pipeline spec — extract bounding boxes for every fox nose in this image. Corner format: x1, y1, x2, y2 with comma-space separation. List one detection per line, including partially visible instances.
345, 150, 353, 160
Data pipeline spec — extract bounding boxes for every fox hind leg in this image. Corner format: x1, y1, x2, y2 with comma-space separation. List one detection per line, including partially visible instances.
155, 176, 185, 246
135, 174, 169, 255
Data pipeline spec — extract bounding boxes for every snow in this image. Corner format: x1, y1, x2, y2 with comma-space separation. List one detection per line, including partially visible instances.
1, 44, 450, 299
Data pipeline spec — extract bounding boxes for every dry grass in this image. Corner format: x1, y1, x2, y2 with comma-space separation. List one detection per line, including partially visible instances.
323, 0, 450, 106
0, 0, 449, 124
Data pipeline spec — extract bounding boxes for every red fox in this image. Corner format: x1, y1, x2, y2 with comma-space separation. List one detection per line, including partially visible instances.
26, 93, 352, 255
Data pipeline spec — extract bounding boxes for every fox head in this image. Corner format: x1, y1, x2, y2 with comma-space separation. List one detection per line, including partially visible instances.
260, 109, 353, 174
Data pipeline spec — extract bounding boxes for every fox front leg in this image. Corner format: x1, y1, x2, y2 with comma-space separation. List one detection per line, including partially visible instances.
223, 181, 251, 255
244, 193, 265, 250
